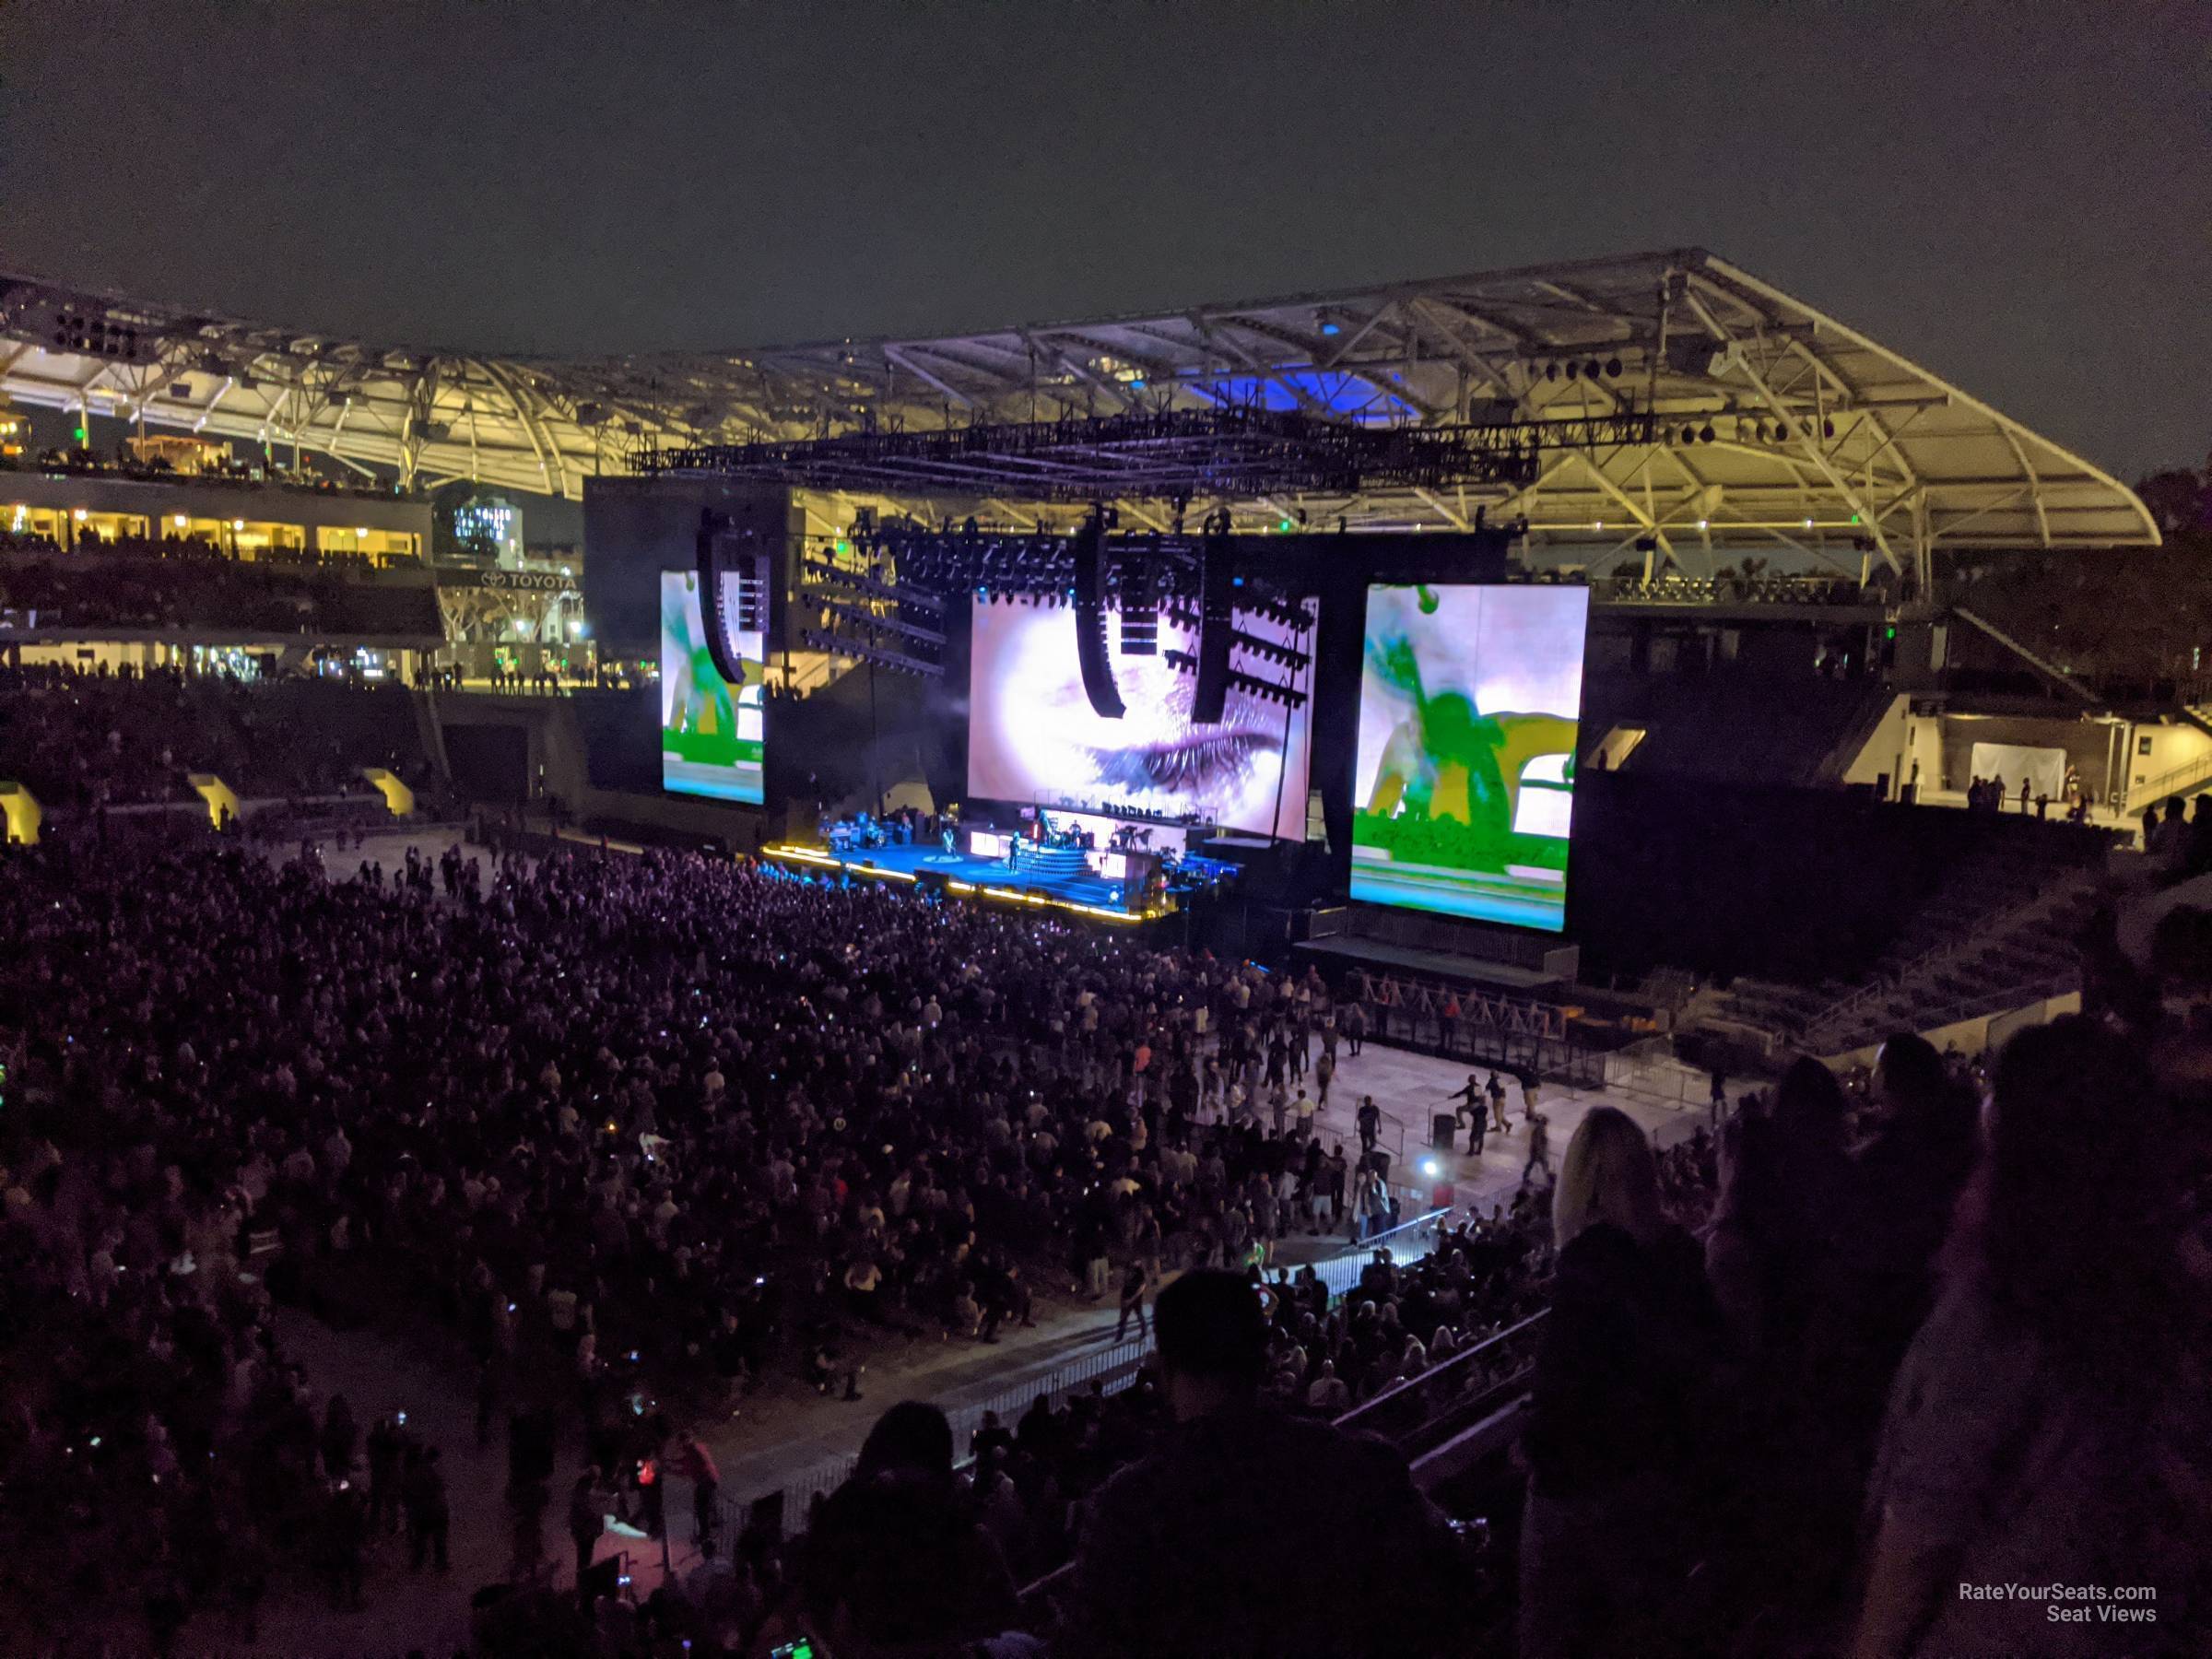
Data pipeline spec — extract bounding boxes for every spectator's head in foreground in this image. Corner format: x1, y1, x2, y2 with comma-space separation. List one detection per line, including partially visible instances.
1552, 1104, 1663, 1250
1153, 1269, 1268, 1423
1875, 1031, 1947, 1120
1973, 1018, 2183, 1382
803, 1469, 1027, 1659
853, 1400, 954, 1488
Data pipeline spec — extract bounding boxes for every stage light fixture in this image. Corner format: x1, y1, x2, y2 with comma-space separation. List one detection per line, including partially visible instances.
1821, 417, 1836, 438
1700, 423, 1716, 443
1606, 357, 1624, 378
1563, 360, 1579, 380
1545, 362, 1559, 382
1584, 359, 1602, 381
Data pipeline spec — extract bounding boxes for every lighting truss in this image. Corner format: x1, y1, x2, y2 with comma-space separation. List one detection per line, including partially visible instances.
812, 595, 947, 649
1160, 649, 1309, 710
799, 556, 946, 616
1160, 606, 1311, 671
797, 629, 942, 678
641, 406, 1658, 500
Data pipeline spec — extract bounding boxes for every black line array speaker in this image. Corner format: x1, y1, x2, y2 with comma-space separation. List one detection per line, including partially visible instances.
1072, 514, 1124, 718
695, 509, 771, 686
1190, 519, 1236, 725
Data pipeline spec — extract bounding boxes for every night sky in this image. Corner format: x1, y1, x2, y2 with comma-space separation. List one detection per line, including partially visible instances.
3, 1, 2206, 477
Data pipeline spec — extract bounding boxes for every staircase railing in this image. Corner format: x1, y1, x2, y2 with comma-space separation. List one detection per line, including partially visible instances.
1800, 866, 2092, 1049
1015, 1308, 1549, 1625
2124, 747, 2212, 815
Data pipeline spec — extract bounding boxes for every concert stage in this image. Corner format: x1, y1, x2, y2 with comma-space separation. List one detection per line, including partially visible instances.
759, 841, 1169, 924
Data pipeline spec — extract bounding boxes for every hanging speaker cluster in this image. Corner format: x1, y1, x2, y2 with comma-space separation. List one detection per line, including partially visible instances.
1071, 512, 1125, 718
695, 509, 771, 687
1190, 512, 1236, 725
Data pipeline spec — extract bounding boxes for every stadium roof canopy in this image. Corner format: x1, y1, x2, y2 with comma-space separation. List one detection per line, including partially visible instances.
0, 250, 2155, 580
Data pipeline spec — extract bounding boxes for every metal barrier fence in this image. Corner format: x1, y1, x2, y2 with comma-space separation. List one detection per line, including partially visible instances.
1359, 985, 1606, 1090
720, 1328, 1156, 1538
718, 1209, 1454, 1535
1015, 1307, 1550, 1625
1310, 1207, 1451, 1302
1333, 1310, 1548, 1450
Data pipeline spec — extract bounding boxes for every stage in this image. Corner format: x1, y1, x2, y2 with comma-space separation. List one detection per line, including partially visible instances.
759, 840, 1170, 924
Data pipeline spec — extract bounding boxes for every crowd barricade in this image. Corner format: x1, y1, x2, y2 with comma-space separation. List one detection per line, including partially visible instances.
1347, 971, 1605, 1087
1015, 1308, 1550, 1627
718, 1328, 1158, 1542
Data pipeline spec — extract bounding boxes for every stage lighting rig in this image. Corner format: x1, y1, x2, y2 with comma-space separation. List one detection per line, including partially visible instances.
1161, 649, 1309, 712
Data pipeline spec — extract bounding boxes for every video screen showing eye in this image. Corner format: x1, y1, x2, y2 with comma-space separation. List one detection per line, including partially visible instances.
1350, 583, 1589, 932
966, 594, 1314, 839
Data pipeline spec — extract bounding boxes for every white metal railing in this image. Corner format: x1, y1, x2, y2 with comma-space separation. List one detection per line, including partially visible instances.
1802, 869, 2092, 1049
718, 1209, 1453, 1534
2125, 747, 2212, 814
719, 1326, 1159, 1535
1814, 971, 2080, 1057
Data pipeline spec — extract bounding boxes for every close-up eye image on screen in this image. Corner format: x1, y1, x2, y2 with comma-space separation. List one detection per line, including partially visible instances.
1351, 584, 1589, 930
967, 594, 1314, 839
660, 571, 764, 804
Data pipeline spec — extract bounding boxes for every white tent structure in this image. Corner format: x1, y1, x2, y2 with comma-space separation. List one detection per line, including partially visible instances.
1, 250, 2156, 587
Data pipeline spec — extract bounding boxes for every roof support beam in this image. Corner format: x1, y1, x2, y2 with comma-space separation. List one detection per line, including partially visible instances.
1413, 487, 1467, 530
883, 346, 973, 408
1018, 332, 1129, 415
1403, 298, 1524, 407
479, 359, 566, 498
1680, 287, 1902, 575
1571, 452, 1676, 559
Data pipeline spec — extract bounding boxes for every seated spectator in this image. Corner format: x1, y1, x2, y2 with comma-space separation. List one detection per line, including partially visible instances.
1702, 1057, 1875, 1634
1854, 1018, 2212, 1657
1520, 1106, 1723, 1659
1056, 1270, 1465, 1659
1853, 1033, 1979, 1387
778, 1403, 1029, 1659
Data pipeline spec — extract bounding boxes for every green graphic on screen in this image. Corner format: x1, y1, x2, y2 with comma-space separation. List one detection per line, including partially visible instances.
1349, 583, 1588, 931
660, 571, 764, 804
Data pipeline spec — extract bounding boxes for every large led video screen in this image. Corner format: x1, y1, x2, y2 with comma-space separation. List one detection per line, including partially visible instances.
967, 595, 1315, 839
660, 571, 764, 804
1350, 584, 1589, 931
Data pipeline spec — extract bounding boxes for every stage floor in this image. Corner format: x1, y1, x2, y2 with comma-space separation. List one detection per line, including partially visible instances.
763, 840, 1145, 916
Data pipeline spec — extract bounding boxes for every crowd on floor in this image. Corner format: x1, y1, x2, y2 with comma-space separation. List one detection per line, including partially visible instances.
0, 662, 429, 807
1, 772, 2207, 1654
0, 543, 439, 633
0, 826, 1559, 1653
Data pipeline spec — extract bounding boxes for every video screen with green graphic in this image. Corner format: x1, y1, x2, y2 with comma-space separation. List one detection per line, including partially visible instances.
660, 571, 764, 804
1350, 584, 1589, 931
